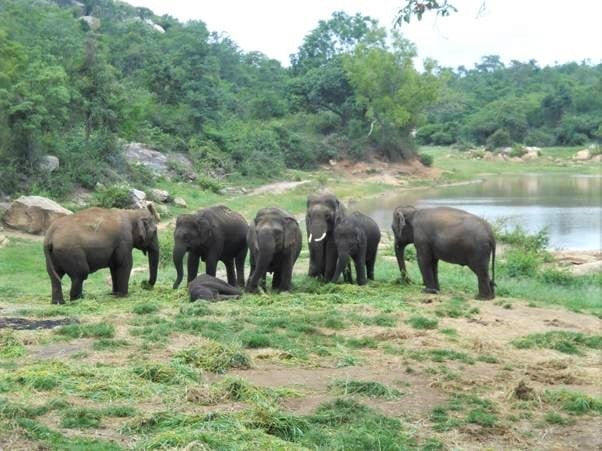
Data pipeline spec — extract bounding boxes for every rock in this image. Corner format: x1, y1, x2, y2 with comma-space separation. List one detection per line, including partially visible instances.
39, 155, 59, 173
522, 150, 539, 161
573, 149, 591, 161
0, 202, 9, 220
148, 189, 171, 203
510, 157, 522, 162
523, 146, 541, 153
592, 154, 602, 163
482, 152, 495, 161
144, 18, 165, 33
496, 154, 507, 161
80, 16, 101, 31
174, 197, 188, 208
569, 260, 602, 276
128, 188, 147, 209
0, 230, 7, 248
123, 142, 195, 180
500, 147, 513, 155
2, 196, 72, 235
329, 159, 337, 167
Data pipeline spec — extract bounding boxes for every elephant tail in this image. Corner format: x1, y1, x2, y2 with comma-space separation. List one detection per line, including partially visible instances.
490, 240, 496, 288
44, 243, 61, 285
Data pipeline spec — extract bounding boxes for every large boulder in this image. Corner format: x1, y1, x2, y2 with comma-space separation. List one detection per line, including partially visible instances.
148, 188, 171, 203
522, 149, 540, 161
174, 197, 188, 208
80, 16, 101, 31
573, 149, 591, 161
128, 188, 147, 209
39, 155, 60, 173
2, 196, 72, 235
123, 143, 196, 180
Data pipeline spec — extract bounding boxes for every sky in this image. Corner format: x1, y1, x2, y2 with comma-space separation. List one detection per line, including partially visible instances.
124, 0, 602, 69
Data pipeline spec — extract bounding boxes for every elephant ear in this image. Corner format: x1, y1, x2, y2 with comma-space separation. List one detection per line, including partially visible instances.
392, 208, 406, 236
195, 214, 214, 241
283, 217, 299, 249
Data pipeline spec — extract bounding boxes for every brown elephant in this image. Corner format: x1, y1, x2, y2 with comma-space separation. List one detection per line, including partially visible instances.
43, 204, 160, 304
392, 206, 495, 300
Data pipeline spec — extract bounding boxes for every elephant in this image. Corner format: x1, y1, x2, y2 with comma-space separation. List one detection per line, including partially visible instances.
43, 204, 160, 304
331, 212, 381, 285
246, 207, 302, 292
305, 193, 347, 281
392, 206, 496, 300
188, 274, 242, 302
173, 205, 248, 289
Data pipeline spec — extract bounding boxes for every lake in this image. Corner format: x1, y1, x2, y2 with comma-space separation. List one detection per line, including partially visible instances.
353, 174, 602, 251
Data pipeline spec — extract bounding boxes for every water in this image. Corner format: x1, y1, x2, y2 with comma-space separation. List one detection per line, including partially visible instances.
353, 174, 602, 251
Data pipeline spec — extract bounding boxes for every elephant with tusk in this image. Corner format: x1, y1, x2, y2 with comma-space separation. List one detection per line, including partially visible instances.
305, 193, 347, 281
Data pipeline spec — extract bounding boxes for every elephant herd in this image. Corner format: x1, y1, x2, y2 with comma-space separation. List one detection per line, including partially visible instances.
43, 193, 497, 304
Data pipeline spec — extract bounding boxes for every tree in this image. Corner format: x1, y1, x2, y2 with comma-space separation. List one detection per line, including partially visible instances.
343, 33, 438, 159
395, 0, 458, 26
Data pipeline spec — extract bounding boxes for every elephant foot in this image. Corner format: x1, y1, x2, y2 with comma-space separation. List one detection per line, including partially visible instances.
112, 291, 128, 298
476, 293, 495, 301
422, 287, 439, 294
51, 298, 65, 305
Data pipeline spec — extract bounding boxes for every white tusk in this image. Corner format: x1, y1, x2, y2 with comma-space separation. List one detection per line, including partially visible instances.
314, 232, 327, 242
308, 233, 313, 243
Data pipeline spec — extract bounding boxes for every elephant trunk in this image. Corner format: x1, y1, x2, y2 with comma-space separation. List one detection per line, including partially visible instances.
147, 234, 159, 287
246, 228, 274, 292
331, 252, 350, 283
308, 221, 328, 277
173, 242, 187, 289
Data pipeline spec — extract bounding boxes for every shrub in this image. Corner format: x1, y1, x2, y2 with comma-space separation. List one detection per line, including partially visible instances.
524, 128, 556, 147
93, 185, 131, 209
508, 143, 526, 158
197, 176, 223, 194
486, 128, 512, 149
418, 153, 434, 167
538, 267, 575, 286
502, 250, 540, 278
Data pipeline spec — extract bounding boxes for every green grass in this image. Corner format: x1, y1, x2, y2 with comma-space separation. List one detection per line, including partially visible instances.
0, 330, 26, 358
330, 379, 403, 399
544, 390, 602, 415
55, 323, 115, 339
431, 394, 498, 431
132, 303, 159, 315
174, 341, 251, 373
407, 315, 439, 330
513, 331, 602, 355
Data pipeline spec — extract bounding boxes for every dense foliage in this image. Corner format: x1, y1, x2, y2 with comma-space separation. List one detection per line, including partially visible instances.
0, 0, 599, 198
417, 56, 602, 148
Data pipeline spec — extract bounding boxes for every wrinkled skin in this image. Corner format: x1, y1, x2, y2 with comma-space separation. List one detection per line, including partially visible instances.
43, 204, 160, 304
392, 206, 496, 300
173, 205, 248, 289
331, 212, 381, 285
246, 207, 302, 292
188, 274, 242, 302
305, 193, 346, 281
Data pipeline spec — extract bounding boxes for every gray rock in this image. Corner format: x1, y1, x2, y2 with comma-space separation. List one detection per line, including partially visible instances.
123, 142, 196, 180
0, 232, 7, 248
39, 155, 60, 173
80, 16, 101, 31
174, 197, 188, 208
573, 149, 591, 161
3, 196, 72, 235
128, 188, 147, 209
148, 188, 171, 203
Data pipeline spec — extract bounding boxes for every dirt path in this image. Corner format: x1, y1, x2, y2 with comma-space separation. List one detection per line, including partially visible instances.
247, 180, 310, 196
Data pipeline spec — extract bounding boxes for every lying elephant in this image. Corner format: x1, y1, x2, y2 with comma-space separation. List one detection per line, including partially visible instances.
392, 206, 496, 300
331, 212, 381, 285
188, 274, 242, 302
43, 204, 160, 304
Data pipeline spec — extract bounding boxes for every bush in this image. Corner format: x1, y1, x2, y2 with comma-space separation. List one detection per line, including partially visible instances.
508, 144, 526, 158
94, 186, 131, 208
197, 176, 223, 194
524, 128, 556, 147
502, 250, 540, 278
418, 153, 434, 167
486, 129, 512, 149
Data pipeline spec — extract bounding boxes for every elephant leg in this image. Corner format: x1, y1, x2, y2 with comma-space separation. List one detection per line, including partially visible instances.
205, 253, 218, 277
112, 252, 133, 297
235, 247, 247, 287
279, 257, 295, 292
324, 239, 338, 281
272, 270, 282, 290
472, 263, 494, 300
366, 247, 377, 281
416, 247, 437, 293
353, 253, 367, 286
225, 259, 236, 286
187, 252, 200, 284
69, 276, 85, 301
433, 259, 440, 291
48, 266, 65, 305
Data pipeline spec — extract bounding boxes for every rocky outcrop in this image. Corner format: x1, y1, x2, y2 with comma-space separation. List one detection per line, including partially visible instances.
39, 155, 60, 173
148, 189, 171, 203
174, 197, 188, 208
80, 16, 101, 31
2, 196, 72, 235
124, 143, 196, 180
128, 188, 147, 209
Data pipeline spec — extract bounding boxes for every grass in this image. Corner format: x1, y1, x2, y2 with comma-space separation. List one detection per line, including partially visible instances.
330, 379, 403, 399
513, 331, 602, 355
0, 154, 600, 449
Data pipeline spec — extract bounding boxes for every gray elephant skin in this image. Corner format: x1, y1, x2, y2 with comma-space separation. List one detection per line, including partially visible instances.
306, 193, 346, 280
331, 212, 381, 285
43, 204, 160, 304
188, 274, 242, 302
173, 205, 248, 289
246, 207, 302, 292
392, 206, 496, 300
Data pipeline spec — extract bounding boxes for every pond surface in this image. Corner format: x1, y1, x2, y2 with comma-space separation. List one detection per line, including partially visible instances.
353, 174, 602, 251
